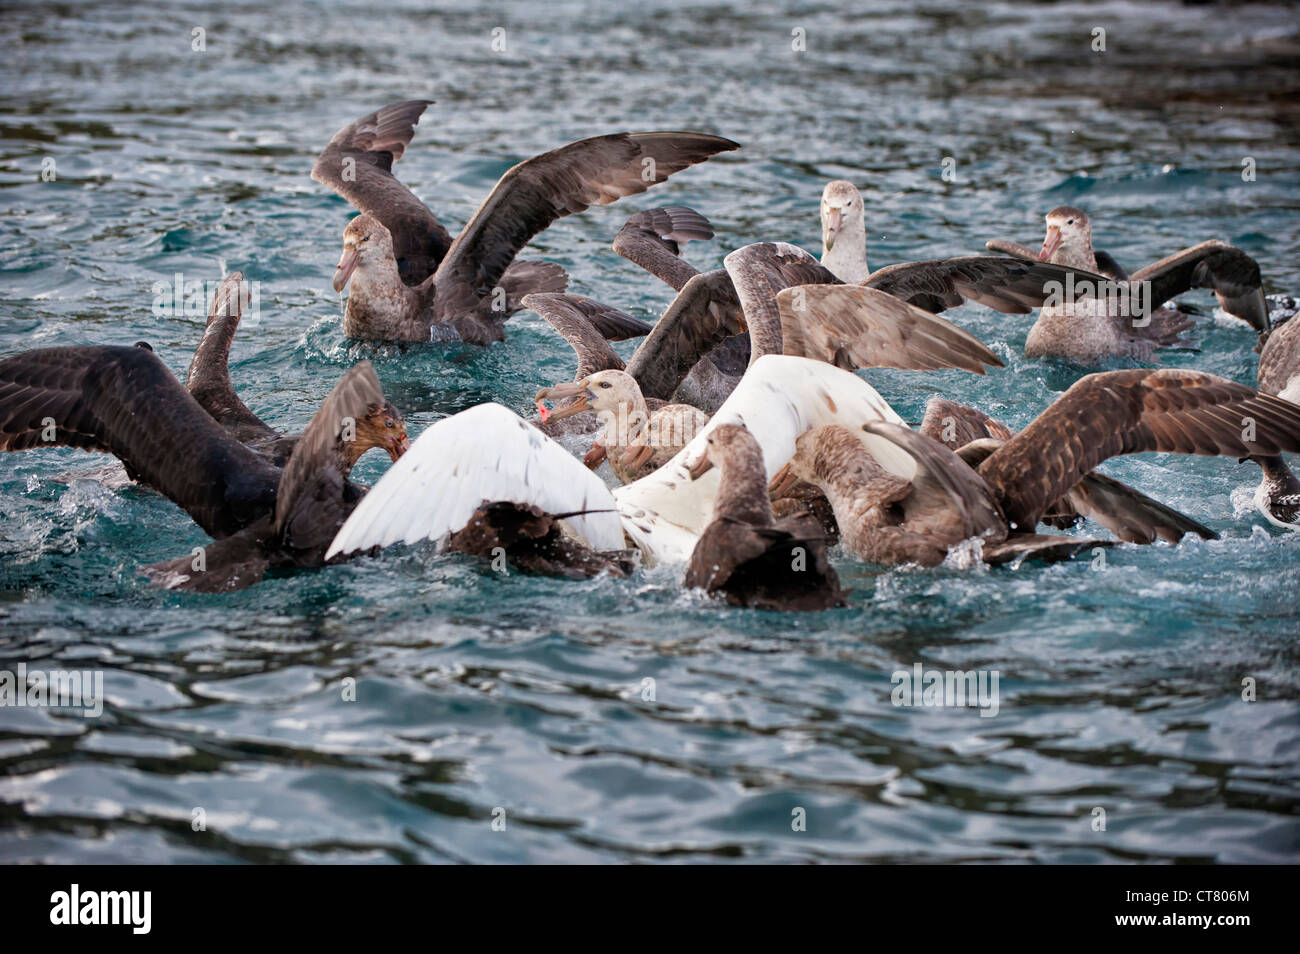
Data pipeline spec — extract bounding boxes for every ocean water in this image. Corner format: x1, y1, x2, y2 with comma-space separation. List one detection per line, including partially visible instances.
1, 0, 1298, 864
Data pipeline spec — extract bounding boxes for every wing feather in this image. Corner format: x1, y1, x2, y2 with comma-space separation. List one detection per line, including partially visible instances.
326, 404, 624, 559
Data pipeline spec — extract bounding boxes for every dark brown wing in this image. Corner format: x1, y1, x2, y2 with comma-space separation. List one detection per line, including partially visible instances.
1093, 250, 1130, 282
185, 271, 280, 443
979, 368, 1300, 530
524, 294, 630, 380
1064, 472, 1216, 544
934, 402, 1211, 542
0, 345, 281, 538
987, 239, 1132, 281
865, 256, 1112, 315
776, 284, 1004, 374
722, 242, 841, 359
624, 269, 746, 402
982, 534, 1110, 566
311, 100, 453, 284
1130, 242, 1267, 334
613, 205, 714, 292
274, 361, 387, 550
431, 132, 739, 322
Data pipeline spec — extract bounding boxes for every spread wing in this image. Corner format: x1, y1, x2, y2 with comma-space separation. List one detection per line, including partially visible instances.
983, 239, 1038, 261
776, 284, 1004, 374
431, 132, 739, 321
185, 271, 279, 442
612, 205, 715, 291
274, 362, 387, 550
1129, 242, 1268, 335
524, 293, 631, 380
0, 345, 280, 538
327, 403, 625, 559
979, 368, 1300, 530
864, 256, 1112, 315
311, 100, 453, 283
722, 242, 841, 359
624, 269, 745, 402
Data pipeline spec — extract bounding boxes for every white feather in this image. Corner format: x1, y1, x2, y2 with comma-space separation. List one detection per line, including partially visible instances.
326, 403, 625, 560
612, 354, 912, 564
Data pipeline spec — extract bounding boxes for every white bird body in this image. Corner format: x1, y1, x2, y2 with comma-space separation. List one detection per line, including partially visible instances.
328, 357, 911, 569
613, 354, 911, 564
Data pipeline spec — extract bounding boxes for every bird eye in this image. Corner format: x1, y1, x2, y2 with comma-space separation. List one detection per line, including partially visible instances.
362, 234, 371, 242
1067, 219, 1074, 225
385, 419, 395, 429
599, 381, 612, 389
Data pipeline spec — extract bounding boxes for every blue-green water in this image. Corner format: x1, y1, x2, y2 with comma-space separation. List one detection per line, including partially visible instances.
2, 0, 1299, 863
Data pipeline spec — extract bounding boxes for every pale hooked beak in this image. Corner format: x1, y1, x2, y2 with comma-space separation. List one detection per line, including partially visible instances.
822, 207, 843, 251
389, 432, 410, 461
534, 380, 592, 421
1038, 226, 1062, 262
333, 245, 359, 292
687, 454, 713, 481
768, 462, 800, 498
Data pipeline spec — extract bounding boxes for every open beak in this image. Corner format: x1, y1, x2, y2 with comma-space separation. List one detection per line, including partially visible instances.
1038, 226, 1062, 262
388, 432, 410, 461
534, 381, 592, 421
822, 208, 842, 251
624, 441, 656, 473
768, 462, 800, 498
333, 246, 359, 292
687, 454, 714, 481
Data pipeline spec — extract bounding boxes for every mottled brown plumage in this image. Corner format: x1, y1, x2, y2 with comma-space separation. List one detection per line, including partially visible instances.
783, 370, 1287, 567
612, 205, 715, 292
317, 102, 738, 344
977, 369, 1300, 531
1250, 315, 1300, 522
536, 369, 706, 483
0, 347, 406, 591
310, 99, 452, 285
993, 208, 1267, 362
924, 397, 1216, 544
684, 424, 844, 610
446, 502, 637, 580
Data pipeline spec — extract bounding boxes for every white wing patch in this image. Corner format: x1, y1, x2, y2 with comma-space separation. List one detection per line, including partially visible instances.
326, 403, 624, 559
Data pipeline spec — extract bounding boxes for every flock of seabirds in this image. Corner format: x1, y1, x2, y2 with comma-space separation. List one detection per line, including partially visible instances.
4, 100, 1300, 610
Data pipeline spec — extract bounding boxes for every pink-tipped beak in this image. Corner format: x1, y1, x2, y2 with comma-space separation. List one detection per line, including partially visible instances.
534, 381, 592, 421
333, 247, 359, 292
1038, 227, 1062, 262
389, 433, 411, 461
823, 208, 842, 251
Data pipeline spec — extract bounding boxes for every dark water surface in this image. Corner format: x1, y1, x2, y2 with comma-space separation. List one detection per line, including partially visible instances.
2, 0, 1299, 863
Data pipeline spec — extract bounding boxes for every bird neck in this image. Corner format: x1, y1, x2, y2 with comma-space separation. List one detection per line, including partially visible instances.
602, 392, 651, 446
1051, 241, 1098, 273
821, 220, 870, 283
712, 447, 774, 527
